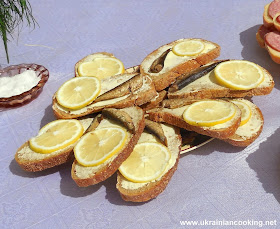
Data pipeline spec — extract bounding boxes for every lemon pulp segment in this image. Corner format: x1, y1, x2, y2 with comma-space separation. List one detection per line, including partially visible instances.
74, 127, 128, 167
118, 142, 171, 183
29, 119, 84, 154
183, 100, 237, 127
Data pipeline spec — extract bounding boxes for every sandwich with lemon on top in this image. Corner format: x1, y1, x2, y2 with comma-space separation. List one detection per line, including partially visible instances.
71, 107, 145, 187
117, 119, 181, 202
148, 59, 272, 147
53, 52, 157, 119
15, 117, 94, 172
140, 38, 220, 91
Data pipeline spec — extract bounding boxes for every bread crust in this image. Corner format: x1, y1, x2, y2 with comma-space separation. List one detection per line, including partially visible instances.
263, 3, 274, 28
140, 39, 220, 91
71, 107, 145, 187
256, 30, 266, 48
116, 125, 181, 202
266, 45, 280, 64
148, 106, 241, 139
15, 142, 75, 172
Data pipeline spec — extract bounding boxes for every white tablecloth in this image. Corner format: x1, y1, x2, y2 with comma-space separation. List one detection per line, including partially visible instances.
1, 0, 280, 228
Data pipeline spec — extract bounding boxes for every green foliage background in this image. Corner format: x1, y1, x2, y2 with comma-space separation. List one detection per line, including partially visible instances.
0, 0, 37, 63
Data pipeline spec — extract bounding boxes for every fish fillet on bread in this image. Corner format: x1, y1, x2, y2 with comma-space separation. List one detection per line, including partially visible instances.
140, 38, 220, 91
167, 61, 274, 100
53, 68, 157, 119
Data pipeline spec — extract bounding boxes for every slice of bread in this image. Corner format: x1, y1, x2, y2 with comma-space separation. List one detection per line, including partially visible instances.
116, 121, 181, 202
52, 73, 157, 119
263, 3, 274, 28
224, 99, 264, 147
71, 107, 145, 187
147, 99, 242, 139
167, 62, 274, 100
15, 116, 94, 172
140, 38, 220, 91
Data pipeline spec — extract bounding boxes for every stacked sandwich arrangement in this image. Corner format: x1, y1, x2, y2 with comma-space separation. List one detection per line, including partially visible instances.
15, 38, 274, 202
256, 0, 280, 64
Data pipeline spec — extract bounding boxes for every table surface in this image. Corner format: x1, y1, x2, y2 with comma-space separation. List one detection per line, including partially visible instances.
1, 0, 280, 228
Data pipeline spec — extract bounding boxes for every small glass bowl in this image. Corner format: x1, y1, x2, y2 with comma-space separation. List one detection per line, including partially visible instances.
0, 63, 49, 107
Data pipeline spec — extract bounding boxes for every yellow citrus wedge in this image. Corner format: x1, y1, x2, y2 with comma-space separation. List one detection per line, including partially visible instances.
172, 40, 205, 56
214, 60, 264, 90
231, 100, 252, 126
183, 100, 236, 127
78, 57, 125, 80
56, 76, 101, 109
29, 119, 84, 154
74, 127, 128, 167
118, 142, 171, 183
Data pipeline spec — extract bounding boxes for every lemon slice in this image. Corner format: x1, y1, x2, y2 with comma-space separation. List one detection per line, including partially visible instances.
29, 119, 84, 154
231, 100, 252, 126
78, 57, 125, 80
74, 127, 128, 167
183, 100, 236, 127
172, 40, 205, 56
214, 60, 264, 90
118, 142, 171, 183
56, 76, 101, 109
